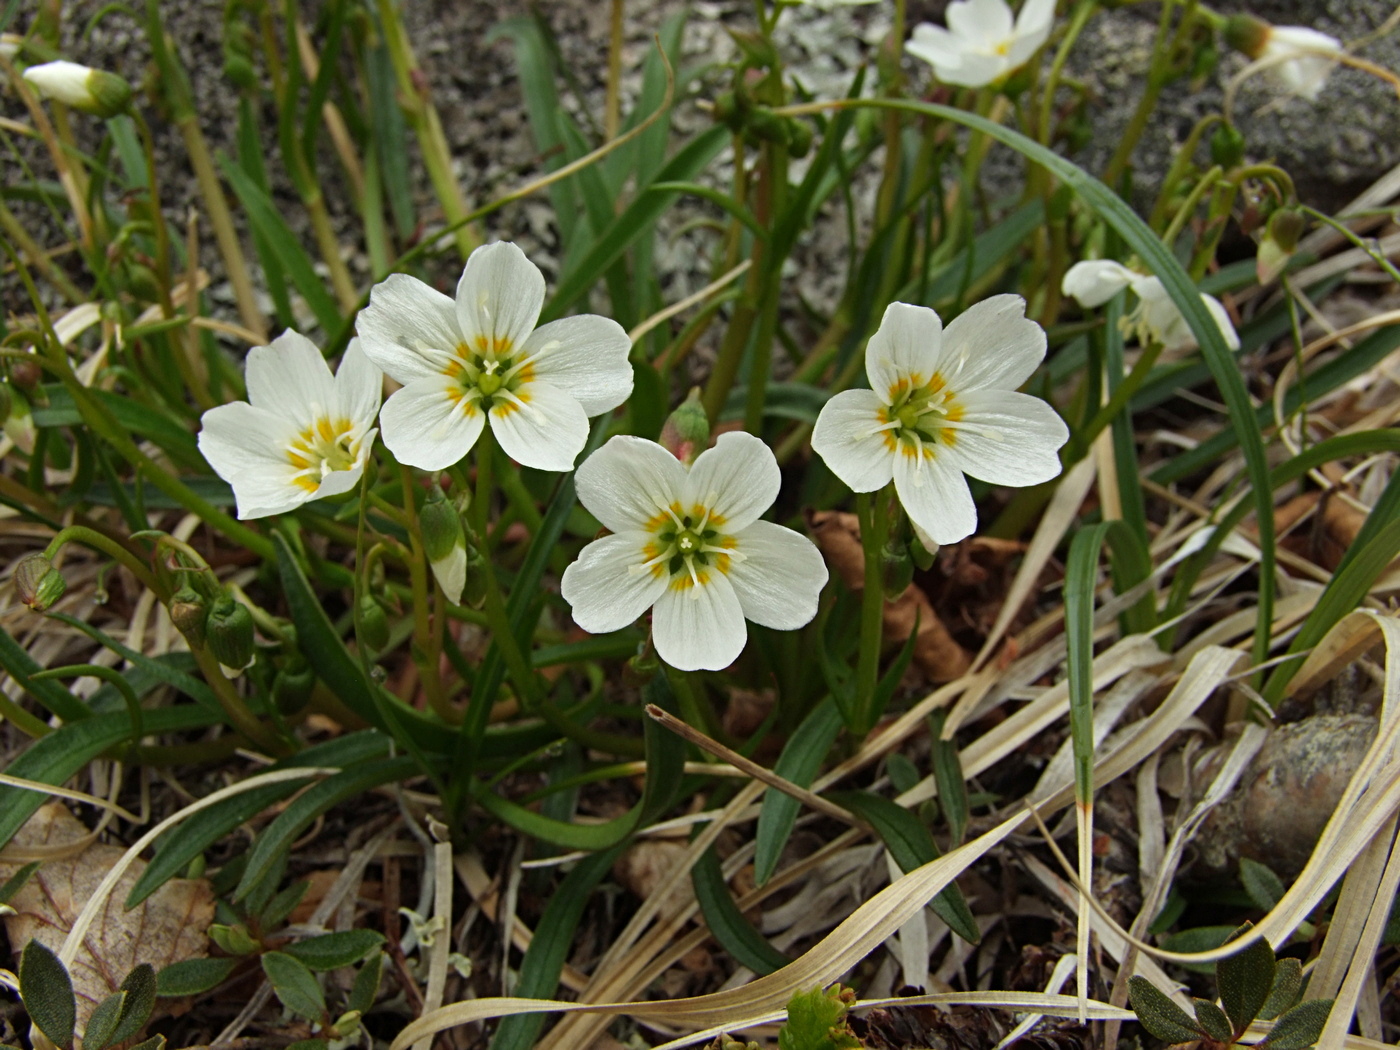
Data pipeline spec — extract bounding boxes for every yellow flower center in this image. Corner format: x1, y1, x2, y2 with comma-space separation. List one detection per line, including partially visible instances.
444, 335, 536, 418
883, 374, 963, 455
630, 501, 745, 597
287, 416, 359, 493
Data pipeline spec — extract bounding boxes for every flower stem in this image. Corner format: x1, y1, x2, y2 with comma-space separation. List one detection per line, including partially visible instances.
852, 488, 890, 737
43, 525, 159, 594
398, 463, 451, 722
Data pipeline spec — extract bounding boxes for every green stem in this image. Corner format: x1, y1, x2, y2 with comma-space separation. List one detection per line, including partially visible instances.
474, 428, 496, 541
1036, 0, 1096, 147
43, 526, 159, 593
188, 644, 288, 755
852, 488, 890, 737
398, 464, 451, 722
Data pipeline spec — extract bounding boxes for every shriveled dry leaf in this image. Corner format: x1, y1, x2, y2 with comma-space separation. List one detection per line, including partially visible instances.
810, 511, 972, 681
614, 839, 696, 917
0, 802, 215, 1028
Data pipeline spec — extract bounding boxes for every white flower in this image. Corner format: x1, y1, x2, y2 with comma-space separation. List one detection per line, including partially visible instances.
1061, 260, 1240, 352
1259, 25, 1342, 102
21, 59, 131, 116
198, 332, 382, 519
356, 242, 633, 473
907, 0, 1055, 88
561, 433, 829, 672
811, 296, 1068, 546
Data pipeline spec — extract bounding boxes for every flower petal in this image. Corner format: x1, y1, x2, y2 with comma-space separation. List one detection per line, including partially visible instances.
378, 377, 486, 471
939, 294, 1046, 393
198, 401, 295, 480
454, 241, 546, 352
245, 331, 334, 424
1062, 260, 1136, 309
333, 338, 384, 430
936, 51, 1010, 86
865, 302, 944, 402
944, 389, 1066, 486
311, 431, 375, 501
907, 24, 963, 69
575, 435, 688, 533
357, 273, 463, 383
561, 531, 668, 634
652, 573, 748, 671
727, 520, 828, 630
946, 0, 1013, 47
1008, 0, 1055, 61
522, 314, 634, 416
487, 378, 588, 472
430, 545, 467, 605
893, 447, 978, 546
684, 431, 780, 532
811, 388, 897, 493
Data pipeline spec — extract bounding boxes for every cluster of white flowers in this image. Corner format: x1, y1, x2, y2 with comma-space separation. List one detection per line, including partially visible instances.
1061, 260, 1240, 353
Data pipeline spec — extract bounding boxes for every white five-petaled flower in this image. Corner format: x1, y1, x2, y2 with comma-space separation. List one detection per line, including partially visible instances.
811, 296, 1068, 547
561, 433, 829, 672
907, 0, 1055, 88
1061, 260, 1241, 353
356, 241, 633, 473
198, 332, 382, 519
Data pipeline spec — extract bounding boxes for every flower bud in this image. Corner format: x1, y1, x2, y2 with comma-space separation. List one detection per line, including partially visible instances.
909, 532, 938, 572
22, 60, 133, 117
1256, 207, 1306, 284
9, 355, 41, 392
272, 657, 315, 714
1223, 14, 1271, 60
658, 387, 710, 465
14, 553, 65, 611
3, 389, 35, 455
208, 923, 260, 956
786, 117, 813, 159
357, 593, 389, 651
461, 543, 489, 609
206, 595, 255, 670
420, 492, 467, 604
745, 107, 790, 148
168, 585, 208, 646
0, 383, 11, 428
882, 541, 914, 600
1209, 123, 1246, 170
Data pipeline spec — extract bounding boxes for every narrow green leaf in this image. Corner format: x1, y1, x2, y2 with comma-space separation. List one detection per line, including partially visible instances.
83, 992, 126, 1050
829, 790, 979, 944
45, 612, 220, 714
489, 846, 623, 1050
1128, 975, 1202, 1044
0, 706, 215, 850
217, 156, 342, 335
127, 1037, 165, 1050
1260, 998, 1333, 1050
0, 622, 93, 722
1240, 858, 1286, 911
0, 862, 40, 905
1194, 999, 1233, 1042
19, 940, 76, 1049
1260, 958, 1303, 1021
283, 930, 386, 971
930, 712, 968, 848
754, 696, 843, 886
261, 952, 326, 1022
1216, 925, 1276, 1034
692, 844, 788, 975
651, 181, 769, 243
155, 957, 238, 997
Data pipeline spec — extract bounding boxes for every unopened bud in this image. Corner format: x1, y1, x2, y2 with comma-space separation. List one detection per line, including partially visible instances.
1223, 14, 1271, 60
169, 585, 207, 646
420, 491, 467, 604
272, 657, 315, 714
0, 383, 11, 428
206, 595, 254, 670
14, 553, 65, 611
659, 388, 710, 464
1209, 122, 1246, 170
461, 543, 489, 608
357, 593, 389, 651
10, 355, 41, 392
208, 923, 260, 955
786, 118, 813, 159
1267, 207, 1306, 254
23, 60, 132, 117
909, 530, 938, 571
882, 541, 913, 600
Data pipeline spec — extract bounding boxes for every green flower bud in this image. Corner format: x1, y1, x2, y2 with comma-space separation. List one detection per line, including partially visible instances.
357, 593, 389, 651
1210, 123, 1246, 170
882, 541, 914, 601
272, 657, 315, 715
206, 595, 255, 670
1223, 14, 1271, 60
22, 60, 132, 117
0, 382, 12, 428
419, 491, 465, 564
14, 553, 65, 611
658, 387, 710, 464
169, 585, 208, 646
786, 118, 813, 159
1268, 207, 1306, 254
10, 355, 41, 392
460, 543, 489, 609
909, 533, 938, 572
745, 107, 790, 147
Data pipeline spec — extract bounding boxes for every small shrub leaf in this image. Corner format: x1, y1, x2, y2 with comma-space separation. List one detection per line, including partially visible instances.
1193, 999, 1233, 1043
1240, 858, 1286, 910
19, 940, 76, 1050
349, 952, 384, 1015
82, 992, 126, 1050
1259, 998, 1333, 1050
156, 957, 238, 996
1128, 975, 1202, 1044
0, 862, 40, 905
1261, 957, 1303, 1020
261, 951, 326, 1022
778, 986, 862, 1050
283, 930, 386, 971
1216, 924, 1276, 1033
128, 1036, 166, 1050
111, 963, 157, 1044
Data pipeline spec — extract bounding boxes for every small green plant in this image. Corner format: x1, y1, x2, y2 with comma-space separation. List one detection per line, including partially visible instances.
17, 942, 163, 1050
1129, 925, 1332, 1049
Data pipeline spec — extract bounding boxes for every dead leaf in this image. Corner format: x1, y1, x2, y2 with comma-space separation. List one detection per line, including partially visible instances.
0, 803, 215, 1029
612, 839, 695, 917
809, 512, 972, 682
